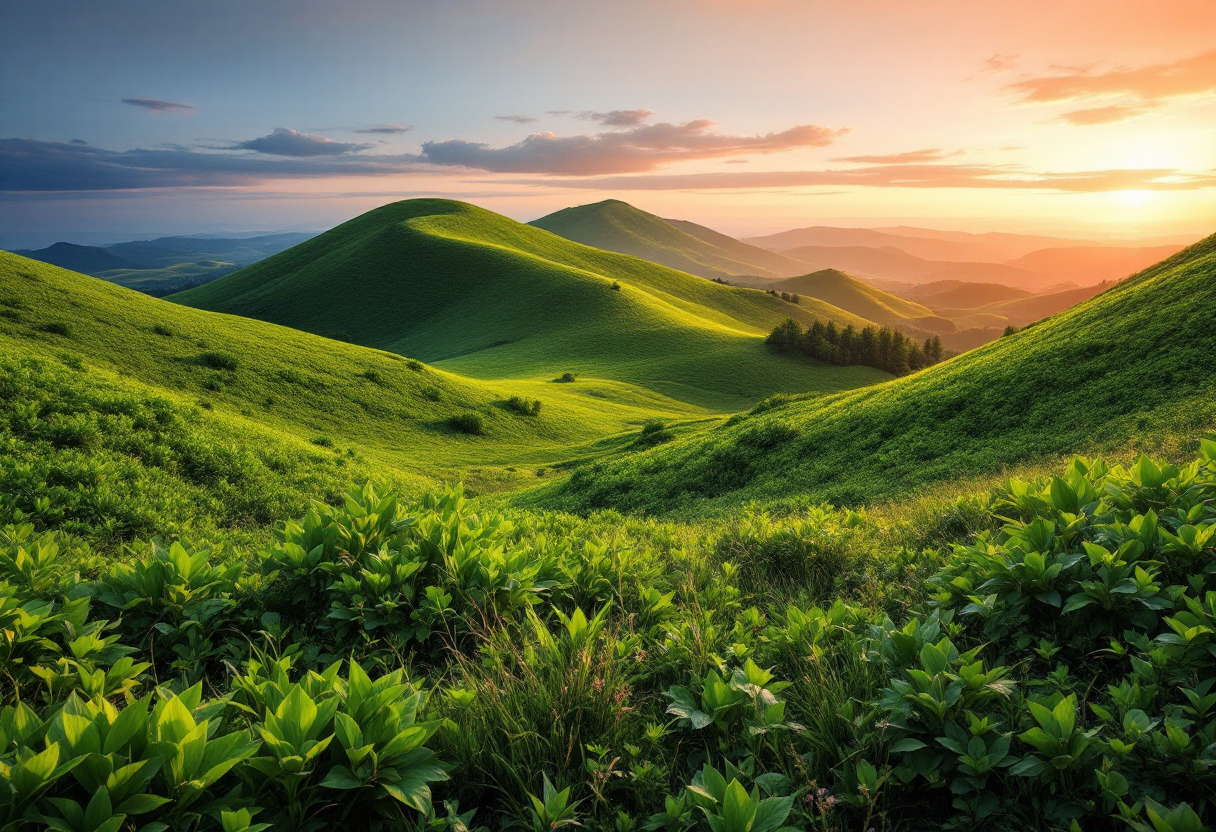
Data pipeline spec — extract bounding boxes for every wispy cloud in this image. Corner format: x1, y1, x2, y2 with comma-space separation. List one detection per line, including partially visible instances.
122, 98, 195, 113
831, 148, 953, 164
502, 164, 1216, 193
353, 124, 413, 135
1006, 48, 1216, 123
234, 127, 373, 157
495, 114, 538, 124
980, 53, 1019, 75
420, 120, 848, 175
577, 109, 654, 127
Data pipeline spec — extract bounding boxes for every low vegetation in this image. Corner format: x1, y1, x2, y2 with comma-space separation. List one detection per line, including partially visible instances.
3, 444, 1213, 830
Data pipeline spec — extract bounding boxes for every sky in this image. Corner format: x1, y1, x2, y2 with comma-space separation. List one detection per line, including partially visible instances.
1, 0, 1214, 245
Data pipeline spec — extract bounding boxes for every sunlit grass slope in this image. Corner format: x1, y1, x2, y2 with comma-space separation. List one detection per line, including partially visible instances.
764, 269, 937, 324
536, 232, 1216, 514
174, 199, 883, 410
0, 252, 727, 499
530, 199, 808, 281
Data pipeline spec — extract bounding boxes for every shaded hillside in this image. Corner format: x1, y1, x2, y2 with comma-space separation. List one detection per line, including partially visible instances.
176, 199, 886, 411
531, 199, 808, 281
12, 241, 141, 274
537, 232, 1216, 513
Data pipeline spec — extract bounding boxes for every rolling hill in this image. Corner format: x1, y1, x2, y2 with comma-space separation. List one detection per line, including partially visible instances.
759, 268, 936, 325
530, 199, 810, 281
0, 250, 749, 510
898, 280, 1034, 306
12, 241, 142, 274
537, 231, 1216, 514
175, 199, 886, 411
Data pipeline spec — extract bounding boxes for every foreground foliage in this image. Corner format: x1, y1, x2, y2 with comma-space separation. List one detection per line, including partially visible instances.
3, 440, 1215, 830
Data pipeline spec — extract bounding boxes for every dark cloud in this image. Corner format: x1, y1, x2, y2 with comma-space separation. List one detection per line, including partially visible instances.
832, 148, 952, 164
495, 115, 538, 124
353, 124, 413, 135
500, 163, 1216, 193
0, 138, 427, 191
234, 127, 373, 157
420, 120, 848, 175
122, 98, 195, 113
1006, 48, 1216, 123
69, 139, 87, 145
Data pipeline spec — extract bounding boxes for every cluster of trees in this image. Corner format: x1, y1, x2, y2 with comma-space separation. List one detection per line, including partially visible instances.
765, 288, 800, 304
766, 317, 944, 376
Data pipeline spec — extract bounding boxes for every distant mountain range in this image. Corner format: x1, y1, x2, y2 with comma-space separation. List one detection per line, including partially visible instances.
10, 232, 315, 294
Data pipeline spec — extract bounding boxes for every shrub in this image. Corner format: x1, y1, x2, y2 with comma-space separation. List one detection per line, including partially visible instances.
407, 359, 424, 372
36, 321, 71, 336
611, 281, 621, 291
152, 323, 175, 337
359, 369, 383, 384
557, 372, 577, 383
199, 351, 238, 371
636, 419, 674, 447
447, 413, 485, 435
506, 396, 543, 417
312, 435, 335, 447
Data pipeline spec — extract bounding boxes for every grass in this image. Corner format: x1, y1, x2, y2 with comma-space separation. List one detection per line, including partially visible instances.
535, 232, 1216, 515
174, 199, 885, 412
530, 198, 809, 281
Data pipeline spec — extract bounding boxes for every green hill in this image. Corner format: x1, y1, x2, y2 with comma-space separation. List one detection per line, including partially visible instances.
762, 268, 937, 325
175, 199, 884, 411
537, 232, 1216, 514
0, 251, 732, 512
530, 199, 809, 281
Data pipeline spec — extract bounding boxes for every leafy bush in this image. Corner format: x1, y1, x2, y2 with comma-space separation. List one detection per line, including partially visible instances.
199, 351, 239, 371
557, 373, 576, 383
636, 420, 674, 447
36, 321, 71, 336
446, 412, 485, 435
506, 396, 543, 417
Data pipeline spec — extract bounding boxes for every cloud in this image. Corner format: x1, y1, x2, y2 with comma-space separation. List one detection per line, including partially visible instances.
500, 163, 1216, 193
234, 127, 373, 157
353, 124, 412, 134
577, 109, 654, 127
0, 137, 427, 191
1005, 48, 1216, 122
1056, 103, 1156, 126
496, 114, 538, 124
980, 53, 1019, 74
832, 148, 952, 164
420, 120, 849, 175
122, 98, 195, 113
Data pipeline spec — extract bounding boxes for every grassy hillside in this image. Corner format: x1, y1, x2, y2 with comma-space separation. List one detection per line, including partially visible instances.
537, 232, 1216, 514
0, 252, 739, 505
762, 268, 936, 325
531, 199, 808, 281
176, 199, 884, 411
12, 241, 141, 273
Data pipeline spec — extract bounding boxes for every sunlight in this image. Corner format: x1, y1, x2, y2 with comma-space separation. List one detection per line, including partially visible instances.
1114, 189, 1157, 207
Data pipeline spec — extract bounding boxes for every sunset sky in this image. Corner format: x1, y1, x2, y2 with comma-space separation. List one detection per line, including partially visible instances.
2, 0, 1214, 245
